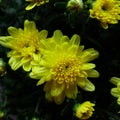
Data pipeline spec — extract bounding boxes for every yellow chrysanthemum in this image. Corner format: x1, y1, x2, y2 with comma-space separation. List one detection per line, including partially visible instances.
30, 30, 99, 104
89, 0, 120, 29
110, 77, 120, 105
25, 0, 49, 10
0, 20, 48, 71
73, 101, 95, 120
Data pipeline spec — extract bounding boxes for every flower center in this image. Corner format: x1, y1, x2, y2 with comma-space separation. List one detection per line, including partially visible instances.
52, 57, 80, 85
15, 32, 40, 55
101, 2, 113, 11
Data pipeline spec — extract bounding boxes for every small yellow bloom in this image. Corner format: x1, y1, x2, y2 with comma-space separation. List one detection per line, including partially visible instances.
25, 0, 49, 10
89, 0, 120, 29
0, 20, 48, 71
30, 30, 99, 104
110, 77, 120, 105
73, 101, 95, 120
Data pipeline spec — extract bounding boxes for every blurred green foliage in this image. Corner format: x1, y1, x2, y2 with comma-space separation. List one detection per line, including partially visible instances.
0, 0, 120, 120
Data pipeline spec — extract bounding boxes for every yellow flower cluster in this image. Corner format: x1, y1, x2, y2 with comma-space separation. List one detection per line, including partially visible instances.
1, 0, 120, 119
0, 20, 99, 105
25, 0, 49, 10
24, 0, 120, 29
73, 101, 95, 120
89, 0, 120, 29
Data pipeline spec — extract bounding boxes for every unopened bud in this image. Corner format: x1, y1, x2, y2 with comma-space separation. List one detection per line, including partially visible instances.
0, 110, 5, 118
0, 58, 7, 77
66, 0, 83, 12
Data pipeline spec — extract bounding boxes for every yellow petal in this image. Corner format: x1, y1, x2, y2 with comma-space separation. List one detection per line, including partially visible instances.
110, 77, 120, 85
0, 36, 12, 48
24, 20, 36, 32
77, 77, 86, 88
65, 85, 78, 99
32, 53, 41, 62
44, 81, 52, 91
45, 91, 53, 102
81, 63, 95, 70
87, 69, 100, 78
111, 88, 120, 98
62, 42, 69, 52
45, 72, 52, 81
8, 27, 20, 37
38, 30, 48, 39
23, 62, 31, 71
7, 51, 21, 58
117, 83, 120, 91
68, 45, 78, 55
82, 79, 95, 91
77, 45, 84, 54
37, 73, 52, 85
21, 56, 31, 64
51, 82, 64, 96
52, 30, 63, 42
117, 97, 120, 105
79, 48, 99, 63
70, 34, 80, 46
60, 36, 69, 44
55, 45, 62, 53
37, 76, 46, 85
25, 3, 37, 10
30, 72, 41, 79
31, 67, 48, 76
9, 57, 22, 70
54, 93, 65, 105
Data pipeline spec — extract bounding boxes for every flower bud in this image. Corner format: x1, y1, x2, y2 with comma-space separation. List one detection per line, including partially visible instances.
66, 0, 83, 12
0, 110, 5, 118
0, 58, 7, 77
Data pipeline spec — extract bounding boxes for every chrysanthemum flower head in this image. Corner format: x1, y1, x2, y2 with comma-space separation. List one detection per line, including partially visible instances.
0, 20, 48, 71
25, 0, 49, 10
30, 30, 99, 104
110, 77, 120, 105
89, 0, 120, 29
73, 101, 95, 120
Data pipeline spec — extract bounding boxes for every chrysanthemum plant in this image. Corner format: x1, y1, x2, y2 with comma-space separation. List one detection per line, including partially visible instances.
0, 0, 120, 119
